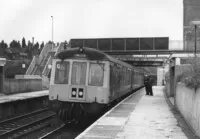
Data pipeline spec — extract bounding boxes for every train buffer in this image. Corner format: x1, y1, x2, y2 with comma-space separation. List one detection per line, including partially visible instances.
76, 86, 196, 139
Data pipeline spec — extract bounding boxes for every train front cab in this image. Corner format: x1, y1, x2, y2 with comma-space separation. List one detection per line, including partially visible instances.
49, 59, 111, 112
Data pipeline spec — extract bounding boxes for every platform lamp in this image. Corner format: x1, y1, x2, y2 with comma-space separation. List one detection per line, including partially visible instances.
191, 21, 200, 57
21, 53, 26, 69
48, 64, 52, 69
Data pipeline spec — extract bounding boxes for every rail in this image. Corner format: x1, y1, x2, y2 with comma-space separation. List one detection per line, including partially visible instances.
26, 55, 37, 75
26, 43, 53, 75
39, 43, 53, 65
39, 124, 65, 139
0, 108, 56, 138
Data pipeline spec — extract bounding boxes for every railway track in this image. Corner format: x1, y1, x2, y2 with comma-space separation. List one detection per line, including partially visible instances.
0, 108, 56, 139
39, 123, 65, 139
37, 89, 141, 139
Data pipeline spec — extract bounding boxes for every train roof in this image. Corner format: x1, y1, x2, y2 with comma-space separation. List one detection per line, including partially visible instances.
56, 47, 107, 61
56, 47, 141, 71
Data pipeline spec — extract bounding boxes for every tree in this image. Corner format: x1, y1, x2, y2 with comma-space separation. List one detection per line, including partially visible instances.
64, 41, 68, 49
40, 42, 44, 50
34, 42, 39, 50
0, 41, 3, 57
27, 40, 32, 49
22, 37, 26, 48
3, 41, 8, 49
10, 40, 21, 49
32, 42, 40, 55
27, 40, 33, 58
0, 40, 8, 56
17, 41, 21, 48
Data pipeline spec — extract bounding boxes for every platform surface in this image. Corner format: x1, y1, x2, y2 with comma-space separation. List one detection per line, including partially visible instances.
0, 90, 49, 104
76, 86, 190, 139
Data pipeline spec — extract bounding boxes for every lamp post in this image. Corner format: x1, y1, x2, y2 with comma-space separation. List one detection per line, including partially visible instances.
194, 24, 197, 57
191, 21, 200, 57
51, 16, 54, 51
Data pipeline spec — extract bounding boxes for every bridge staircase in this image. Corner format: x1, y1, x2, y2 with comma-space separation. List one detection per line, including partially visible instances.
26, 43, 64, 77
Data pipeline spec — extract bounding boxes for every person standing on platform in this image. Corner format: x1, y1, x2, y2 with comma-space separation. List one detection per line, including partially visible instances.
144, 75, 153, 96
148, 76, 153, 96
144, 75, 150, 95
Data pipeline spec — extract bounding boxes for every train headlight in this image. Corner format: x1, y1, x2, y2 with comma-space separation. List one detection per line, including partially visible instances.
79, 47, 84, 53
79, 91, 83, 96
72, 91, 76, 95
78, 88, 84, 98
71, 88, 77, 97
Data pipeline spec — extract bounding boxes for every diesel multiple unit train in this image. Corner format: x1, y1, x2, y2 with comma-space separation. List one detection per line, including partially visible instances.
49, 47, 144, 122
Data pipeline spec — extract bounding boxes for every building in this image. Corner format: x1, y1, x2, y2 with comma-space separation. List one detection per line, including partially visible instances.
184, 0, 200, 51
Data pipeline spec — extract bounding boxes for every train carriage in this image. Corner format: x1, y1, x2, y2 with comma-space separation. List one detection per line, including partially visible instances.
49, 47, 144, 122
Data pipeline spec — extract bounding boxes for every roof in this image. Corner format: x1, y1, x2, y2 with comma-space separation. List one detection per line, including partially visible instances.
56, 47, 140, 70
56, 47, 109, 61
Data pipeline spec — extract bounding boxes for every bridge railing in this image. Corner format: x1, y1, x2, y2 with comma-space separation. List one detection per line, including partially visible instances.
42, 56, 52, 77
26, 56, 37, 75
26, 42, 54, 75
38, 43, 53, 64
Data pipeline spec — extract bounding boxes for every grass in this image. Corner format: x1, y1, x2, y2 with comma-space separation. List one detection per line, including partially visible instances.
179, 57, 200, 91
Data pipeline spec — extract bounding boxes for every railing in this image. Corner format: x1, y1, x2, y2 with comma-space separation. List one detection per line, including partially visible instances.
54, 43, 65, 56
26, 43, 53, 75
38, 43, 53, 64
42, 56, 52, 77
26, 56, 37, 75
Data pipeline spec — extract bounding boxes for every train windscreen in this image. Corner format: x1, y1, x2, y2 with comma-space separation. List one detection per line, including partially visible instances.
54, 61, 70, 84
71, 62, 87, 85
88, 63, 104, 86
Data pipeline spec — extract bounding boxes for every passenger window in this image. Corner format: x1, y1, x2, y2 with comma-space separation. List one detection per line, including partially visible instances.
71, 62, 87, 85
88, 63, 104, 86
54, 61, 69, 84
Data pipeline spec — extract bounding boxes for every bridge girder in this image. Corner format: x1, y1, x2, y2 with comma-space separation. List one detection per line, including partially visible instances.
125, 60, 164, 67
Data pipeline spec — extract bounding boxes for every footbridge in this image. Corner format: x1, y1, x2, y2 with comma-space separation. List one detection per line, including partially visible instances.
25, 37, 197, 86
68, 37, 190, 67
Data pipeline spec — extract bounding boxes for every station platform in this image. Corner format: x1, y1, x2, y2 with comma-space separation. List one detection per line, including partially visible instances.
0, 90, 49, 104
76, 86, 197, 139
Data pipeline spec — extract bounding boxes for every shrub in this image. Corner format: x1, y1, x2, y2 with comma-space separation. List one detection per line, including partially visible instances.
179, 57, 200, 90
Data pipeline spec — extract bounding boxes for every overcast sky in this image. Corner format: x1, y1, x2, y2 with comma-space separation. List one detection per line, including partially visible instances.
0, 0, 183, 43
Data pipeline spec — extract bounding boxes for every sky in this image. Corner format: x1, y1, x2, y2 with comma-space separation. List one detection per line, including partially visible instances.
0, 0, 183, 43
